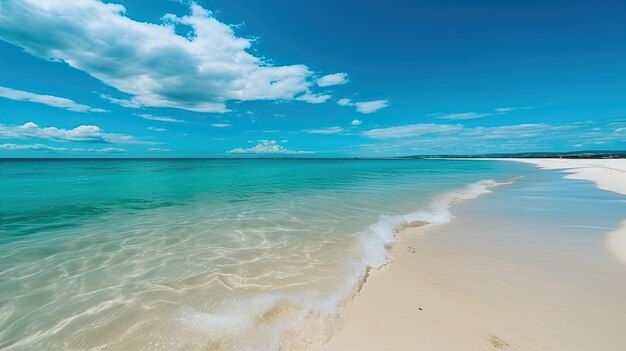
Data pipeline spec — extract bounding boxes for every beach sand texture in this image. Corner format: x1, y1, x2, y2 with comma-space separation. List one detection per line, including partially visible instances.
312, 159, 626, 351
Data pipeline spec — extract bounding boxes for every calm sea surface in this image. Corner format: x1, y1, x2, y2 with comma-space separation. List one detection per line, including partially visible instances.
0, 159, 531, 349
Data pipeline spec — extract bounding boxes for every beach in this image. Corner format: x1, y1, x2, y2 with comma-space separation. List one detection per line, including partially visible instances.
1, 158, 625, 350
313, 158, 626, 351
0, 159, 524, 350
2, 0, 624, 349
509, 158, 626, 195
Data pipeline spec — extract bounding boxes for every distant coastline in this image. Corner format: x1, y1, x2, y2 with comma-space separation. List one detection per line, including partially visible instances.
402, 150, 626, 159
2, 150, 626, 161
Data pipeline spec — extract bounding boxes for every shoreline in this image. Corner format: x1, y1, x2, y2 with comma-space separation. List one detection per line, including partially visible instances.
500, 158, 626, 268
310, 158, 626, 350
490, 158, 626, 195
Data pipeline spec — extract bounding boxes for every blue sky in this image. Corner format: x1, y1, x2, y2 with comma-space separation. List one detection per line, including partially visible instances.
0, 0, 625, 157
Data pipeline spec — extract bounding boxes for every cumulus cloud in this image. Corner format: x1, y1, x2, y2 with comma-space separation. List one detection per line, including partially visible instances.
355, 100, 389, 114
0, 122, 146, 144
0, 1, 336, 113
211, 123, 231, 128
337, 98, 389, 114
137, 114, 184, 123
337, 98, 353, 106
351, 119, 362, 126
0, 143, 126, 152
228, 140, 312, 154
0, 86, 107, 113
303, 126, 345, 135
297, 92, 332, 104
316, 73, 348, 87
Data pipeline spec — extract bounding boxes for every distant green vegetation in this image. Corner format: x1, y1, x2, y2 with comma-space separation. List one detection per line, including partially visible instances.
402, 151, 626, 159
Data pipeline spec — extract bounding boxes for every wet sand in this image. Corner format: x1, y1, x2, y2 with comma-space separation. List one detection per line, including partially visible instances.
311, 159, 626, 350
508, 158, 626, 266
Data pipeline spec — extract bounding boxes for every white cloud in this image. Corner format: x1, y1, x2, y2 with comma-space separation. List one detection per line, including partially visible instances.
228, 140, 312, 154
0, 122, 145, 144
0, 143, 126, 153
337, 98, 353, 106
297, 92, 332, 104
316, 73, 348, 87
356, 119, 626, 155
137, 114, 184, 123
363, 123, 463, 139
0, 143, 72, 152
303, 126, 344, 135
0, 86, 107, 113
98, 147, 126, 153
436, 112, 492, 120
430, 106, 540, 120
494, 107, 516, 113
148, 147, 170, 152
0, 1, 336, 113
147, 127, 167, 132
337, 98, 389, 114
211, 123, 231, 128
351, 119, 362, 126
355, 100, 389, 114
494, 106, 536, 114
363, 122, 572, 141
100, 94, 141, 108
462, 123, 574, 140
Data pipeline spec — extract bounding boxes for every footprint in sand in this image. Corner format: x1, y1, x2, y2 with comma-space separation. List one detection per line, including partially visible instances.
488, 334, 509, 349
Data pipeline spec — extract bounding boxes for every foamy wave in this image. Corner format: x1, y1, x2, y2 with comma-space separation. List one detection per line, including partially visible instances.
150, 291, 344, 350
355, 179, 499, 270
152, 180, 504, 350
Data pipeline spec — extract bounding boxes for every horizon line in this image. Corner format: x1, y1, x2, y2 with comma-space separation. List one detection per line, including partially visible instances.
1, 150, 625, 161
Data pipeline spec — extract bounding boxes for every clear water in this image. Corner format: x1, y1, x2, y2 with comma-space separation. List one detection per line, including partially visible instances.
0, 159, 525, 350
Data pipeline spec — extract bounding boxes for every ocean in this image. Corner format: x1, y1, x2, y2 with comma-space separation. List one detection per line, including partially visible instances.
0, 159, 560, 349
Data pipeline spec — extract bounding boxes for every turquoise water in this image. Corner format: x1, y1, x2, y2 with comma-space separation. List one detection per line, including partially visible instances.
0, 159, 524, 349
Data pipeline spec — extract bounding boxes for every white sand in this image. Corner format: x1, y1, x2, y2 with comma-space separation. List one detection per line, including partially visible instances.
310, 158, 626, 351
505, 158, 626, 195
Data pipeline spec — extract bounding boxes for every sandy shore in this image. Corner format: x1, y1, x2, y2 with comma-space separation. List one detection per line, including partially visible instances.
503, 158, 626, 195
311, 158, 626, 351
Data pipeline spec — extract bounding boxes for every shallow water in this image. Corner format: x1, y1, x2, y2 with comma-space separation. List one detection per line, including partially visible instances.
0, 159, 531, 349
442, 164, 626, 291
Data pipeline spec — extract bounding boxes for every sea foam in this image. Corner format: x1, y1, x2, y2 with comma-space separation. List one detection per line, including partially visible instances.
153, 180, 502, 350
355, 179, 499, 270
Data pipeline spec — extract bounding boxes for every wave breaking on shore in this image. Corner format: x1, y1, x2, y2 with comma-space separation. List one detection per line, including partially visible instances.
163, 179, 504, 350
